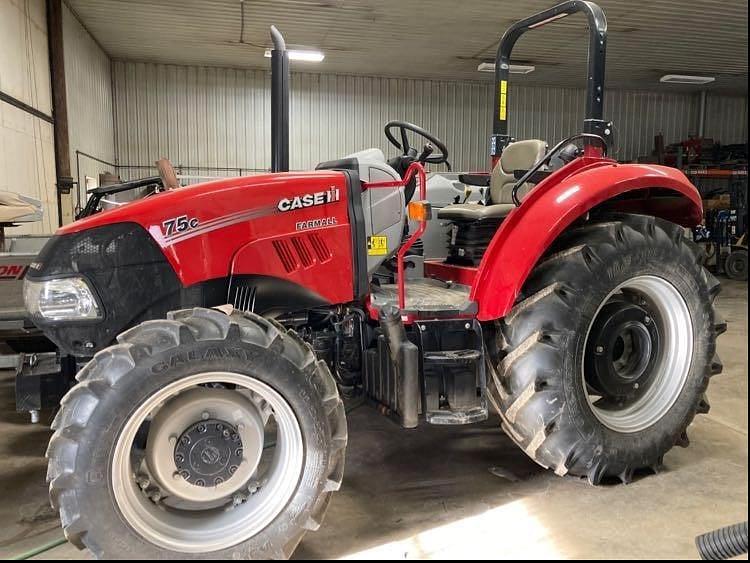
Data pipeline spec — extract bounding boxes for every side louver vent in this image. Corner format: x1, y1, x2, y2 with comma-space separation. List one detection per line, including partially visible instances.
307, 233, 332, 263
273, 234, 332, 272
272, 239, 297, 272
291, 237, 314, 267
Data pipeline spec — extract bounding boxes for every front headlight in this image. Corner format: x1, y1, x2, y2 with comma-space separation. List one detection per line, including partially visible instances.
23, 277, 102, 321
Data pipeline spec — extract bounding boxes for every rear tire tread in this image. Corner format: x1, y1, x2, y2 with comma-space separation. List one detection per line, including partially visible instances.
491, 214, 724, 485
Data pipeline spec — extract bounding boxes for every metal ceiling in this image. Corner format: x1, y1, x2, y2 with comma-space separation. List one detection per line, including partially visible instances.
66, 0, 747, 94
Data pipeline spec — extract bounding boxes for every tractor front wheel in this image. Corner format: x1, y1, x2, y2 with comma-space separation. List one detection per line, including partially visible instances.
46, 308, 347, 559
490, 214, 725, 484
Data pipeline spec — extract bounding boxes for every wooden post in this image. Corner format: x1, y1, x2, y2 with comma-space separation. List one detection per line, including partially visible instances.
46, 0, 74, 226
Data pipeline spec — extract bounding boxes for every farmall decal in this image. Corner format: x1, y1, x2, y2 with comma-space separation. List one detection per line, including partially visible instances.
277, 187, 340, 212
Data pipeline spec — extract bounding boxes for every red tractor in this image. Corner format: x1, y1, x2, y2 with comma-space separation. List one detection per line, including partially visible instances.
27, 1, 724, 559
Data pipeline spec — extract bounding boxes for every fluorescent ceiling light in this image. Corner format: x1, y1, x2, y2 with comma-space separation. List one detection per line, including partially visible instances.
660, 74, 715, 85
477, 62, 535, 74
264, 48, 325, 62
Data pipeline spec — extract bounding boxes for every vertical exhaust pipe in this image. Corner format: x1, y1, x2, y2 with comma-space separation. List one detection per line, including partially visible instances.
270, 26, 289, 172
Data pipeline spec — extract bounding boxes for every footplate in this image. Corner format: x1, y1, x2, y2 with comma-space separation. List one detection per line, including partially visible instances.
422, 349, 488, 425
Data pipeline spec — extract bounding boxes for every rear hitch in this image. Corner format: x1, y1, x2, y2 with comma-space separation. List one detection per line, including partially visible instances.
379, 306, 420, 429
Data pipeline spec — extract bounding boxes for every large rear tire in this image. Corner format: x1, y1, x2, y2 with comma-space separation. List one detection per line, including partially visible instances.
488, 214, 725, 484
46, 308, 347, 559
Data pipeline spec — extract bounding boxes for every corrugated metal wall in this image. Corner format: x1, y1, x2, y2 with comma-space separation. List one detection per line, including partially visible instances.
0, 0, 57, 234
63, 2, 115, 215
704, 95, 748, 145
112, 61, 746, 177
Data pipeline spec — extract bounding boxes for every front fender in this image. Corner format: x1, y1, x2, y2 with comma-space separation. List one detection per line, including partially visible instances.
471, 161, 702, 321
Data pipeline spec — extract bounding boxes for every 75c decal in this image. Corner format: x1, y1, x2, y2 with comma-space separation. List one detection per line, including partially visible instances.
162, 215, 199, 237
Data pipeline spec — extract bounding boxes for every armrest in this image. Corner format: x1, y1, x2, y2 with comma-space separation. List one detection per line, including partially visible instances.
458, 173, 490, 187
513, 169, 552, 184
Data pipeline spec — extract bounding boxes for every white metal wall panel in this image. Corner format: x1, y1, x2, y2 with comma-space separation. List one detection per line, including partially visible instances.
704, 95, 749, 145
0, 0, 52, 114
0, 0, 57, 234
63, 2, 115, 213
112, 61, 742, 177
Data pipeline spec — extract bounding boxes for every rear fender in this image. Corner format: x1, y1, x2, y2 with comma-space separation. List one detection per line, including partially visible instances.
471, 160, 702, 321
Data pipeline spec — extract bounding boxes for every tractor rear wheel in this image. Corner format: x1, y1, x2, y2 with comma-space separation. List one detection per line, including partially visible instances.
725, 248, 748, 281
489, 214, 725, 484
46, 308, 347, 559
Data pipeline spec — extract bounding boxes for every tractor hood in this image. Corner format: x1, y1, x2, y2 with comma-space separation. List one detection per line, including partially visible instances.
54, 171, 352, 287
25, 170, 360, 356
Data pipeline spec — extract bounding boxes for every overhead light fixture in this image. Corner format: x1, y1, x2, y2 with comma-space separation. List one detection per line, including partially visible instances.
477, 62, 536, 74
264, 48, 325, 62
660, 74, 715, 85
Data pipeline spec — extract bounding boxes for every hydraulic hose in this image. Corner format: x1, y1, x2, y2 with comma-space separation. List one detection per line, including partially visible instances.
9, 537, 67, 560
695, 521, 748, 560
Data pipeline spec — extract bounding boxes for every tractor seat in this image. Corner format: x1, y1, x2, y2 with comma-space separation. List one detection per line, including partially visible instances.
437, 139, 547, 222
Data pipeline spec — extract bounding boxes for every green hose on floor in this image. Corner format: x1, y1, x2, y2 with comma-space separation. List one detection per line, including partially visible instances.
9, 537, 67, 560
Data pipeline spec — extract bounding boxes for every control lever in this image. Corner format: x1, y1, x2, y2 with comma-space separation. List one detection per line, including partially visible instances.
418, 142, 435, 164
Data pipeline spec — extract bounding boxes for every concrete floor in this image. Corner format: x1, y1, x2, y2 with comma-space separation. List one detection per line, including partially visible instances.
0, 280, 746, 560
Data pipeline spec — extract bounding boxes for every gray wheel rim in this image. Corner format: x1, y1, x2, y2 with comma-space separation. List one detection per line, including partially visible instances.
111, 372, 304, 553
583, 275, 694, 433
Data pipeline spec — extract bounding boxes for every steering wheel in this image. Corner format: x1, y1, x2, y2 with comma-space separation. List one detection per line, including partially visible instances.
384, 120, 451, 170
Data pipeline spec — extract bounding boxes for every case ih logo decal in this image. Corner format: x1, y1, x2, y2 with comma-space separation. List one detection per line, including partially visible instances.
0, 264, 29, 280
277, 187, 340, 212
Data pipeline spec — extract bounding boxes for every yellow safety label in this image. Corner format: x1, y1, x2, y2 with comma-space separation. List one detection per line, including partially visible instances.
499, 80, 508, 121
367, 235, 388, 256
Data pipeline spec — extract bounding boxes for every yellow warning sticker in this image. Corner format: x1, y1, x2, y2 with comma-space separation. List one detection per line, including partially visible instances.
499, 80, 508, 121
367, 235, 388, 256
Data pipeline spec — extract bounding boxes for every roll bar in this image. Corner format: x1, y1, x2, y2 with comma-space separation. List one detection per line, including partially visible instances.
491, 1, 610, 157
270, 26, 290, 172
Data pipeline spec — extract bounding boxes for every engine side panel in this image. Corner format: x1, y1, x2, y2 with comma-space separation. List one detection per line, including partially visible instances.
471, 161, 703, 321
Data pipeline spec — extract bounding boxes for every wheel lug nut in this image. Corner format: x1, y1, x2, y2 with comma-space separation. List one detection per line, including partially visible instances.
214, 477, 224, 486
634, 382, 640, 389
137, 477, 150, 490
150, 491, 162, 502
197, 423, 207, 433
235, 448, 243, 457
181, 436, 190, 445
195, 479, 205, 487
229, 465, 238, 475
175, 453, 184, 463
644, 316, 651, 325
595, 345, 605, 354
180, 470, 190, 479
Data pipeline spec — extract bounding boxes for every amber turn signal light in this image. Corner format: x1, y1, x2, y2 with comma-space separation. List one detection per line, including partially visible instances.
407, 200, 432, 221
